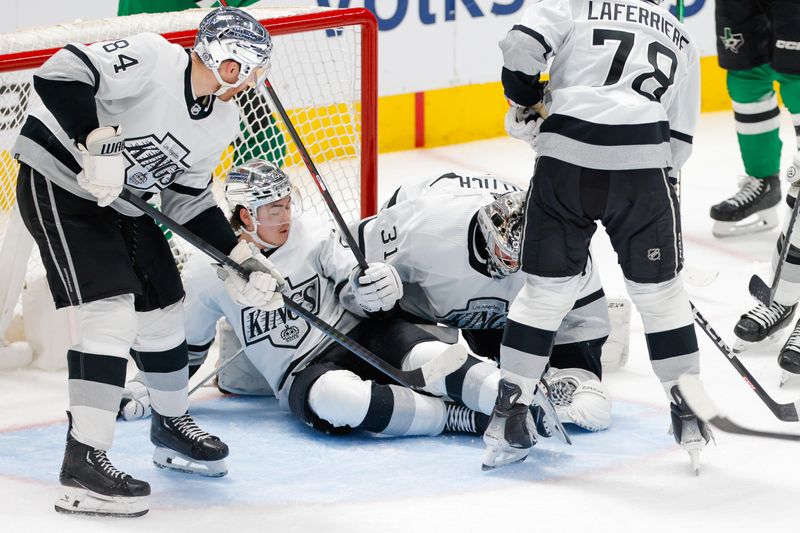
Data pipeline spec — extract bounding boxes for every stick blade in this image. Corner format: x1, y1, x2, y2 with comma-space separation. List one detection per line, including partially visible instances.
748, 274, 771, 305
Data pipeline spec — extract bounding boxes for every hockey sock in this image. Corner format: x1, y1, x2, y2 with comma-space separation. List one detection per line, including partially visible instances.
67, 349, 128, 450
624, 277, 699, 399
130, 341, 189, 418
774, 70, 800, 151
728, 67, 782, 178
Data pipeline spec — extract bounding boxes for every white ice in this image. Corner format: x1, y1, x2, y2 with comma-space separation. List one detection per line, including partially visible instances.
2, 111, 800, 532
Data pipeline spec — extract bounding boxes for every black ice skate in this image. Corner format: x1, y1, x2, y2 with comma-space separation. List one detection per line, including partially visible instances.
733, 301, 796, 353
444, 403, 490, 434
55, 412, 150, 517
150, 410, 229, 477
481, 379, 537, 470
669, 386, 713, 475
778, 319, 800, 387
709, 175, 780, 237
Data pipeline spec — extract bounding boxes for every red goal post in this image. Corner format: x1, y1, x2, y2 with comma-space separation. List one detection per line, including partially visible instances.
0, 7, 378, 369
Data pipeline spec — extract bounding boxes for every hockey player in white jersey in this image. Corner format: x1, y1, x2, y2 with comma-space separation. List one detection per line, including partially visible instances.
12, 7, 275, 517
131, 159, 511, 441
487, 0, 712, 471
357, 173, 613, 433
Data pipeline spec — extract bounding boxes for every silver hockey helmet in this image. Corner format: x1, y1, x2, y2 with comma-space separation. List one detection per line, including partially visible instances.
194, 7, 273, 93
477, 191, 526, 278
225, 158, 292, 213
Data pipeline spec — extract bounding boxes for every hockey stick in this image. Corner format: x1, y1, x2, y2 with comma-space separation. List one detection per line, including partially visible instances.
678, 375, 800, 442
188, 348, 245, 396
691, 302, 800, 422
120, 189, 466, 389
260, 78, 369, 271
748, 188, 800, 306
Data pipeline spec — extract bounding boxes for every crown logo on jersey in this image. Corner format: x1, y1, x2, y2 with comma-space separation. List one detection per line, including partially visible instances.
720, 27, 744, 54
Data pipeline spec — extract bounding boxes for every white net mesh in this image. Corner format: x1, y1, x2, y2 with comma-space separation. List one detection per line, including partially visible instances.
0, 7, 375, 340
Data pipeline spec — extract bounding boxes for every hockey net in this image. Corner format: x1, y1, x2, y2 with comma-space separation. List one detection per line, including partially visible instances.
0, 7, 377, 368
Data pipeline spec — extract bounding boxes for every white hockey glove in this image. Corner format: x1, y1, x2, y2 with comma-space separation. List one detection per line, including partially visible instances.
76, 126, 126, 207
350, 262, 403, 313
118, 374, 151, 421
504, 104, 544, 147
786, 151, 800, 185
218, 240, 284, 311
546, 367, 611, 432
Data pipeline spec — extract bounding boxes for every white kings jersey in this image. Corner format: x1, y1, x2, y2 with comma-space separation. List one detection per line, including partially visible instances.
500, 0, 700, 174
358, 174, 610, 344
14, 32, 238, 223
182, 215, 361, 407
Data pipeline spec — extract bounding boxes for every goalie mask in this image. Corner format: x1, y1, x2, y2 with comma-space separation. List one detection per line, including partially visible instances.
194, 7, 273, 96
477, 191, 526, 278
225, 159, 294, 248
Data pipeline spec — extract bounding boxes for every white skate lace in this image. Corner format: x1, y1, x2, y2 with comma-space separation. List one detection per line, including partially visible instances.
724, 176, 766, 208
445, 405, 476, 433
745, 301, 791, 329
172, 413, 212, 442
784, 322, 800, 352
92, 450, 126, 479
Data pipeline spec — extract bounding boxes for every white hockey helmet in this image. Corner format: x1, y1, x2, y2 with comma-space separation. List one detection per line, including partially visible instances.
225, 159, 293, 247
194, 7, 273, 94
477, 191, 526, 278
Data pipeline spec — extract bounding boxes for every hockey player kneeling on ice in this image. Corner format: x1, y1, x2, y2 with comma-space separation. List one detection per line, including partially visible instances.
124, 159, 525, 442
11, 7, 274, 517
486, 0, 712, 471
356, 173, 613, 433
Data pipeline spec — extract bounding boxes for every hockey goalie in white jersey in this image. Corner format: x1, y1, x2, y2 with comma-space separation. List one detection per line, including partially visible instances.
356, 173, 614, 433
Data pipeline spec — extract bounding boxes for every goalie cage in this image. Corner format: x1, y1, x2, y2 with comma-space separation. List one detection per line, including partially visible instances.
0, 7, 377, 370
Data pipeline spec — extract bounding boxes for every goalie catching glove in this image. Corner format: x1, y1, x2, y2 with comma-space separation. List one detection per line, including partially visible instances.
218, 240, 284, 311
76, 126, 126, 207
350, 263, 403, 313
504, 104, 544, 147
544, 367, 611, 432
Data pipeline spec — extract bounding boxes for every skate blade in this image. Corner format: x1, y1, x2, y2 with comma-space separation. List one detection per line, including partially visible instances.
153, 447, 228, 477
712, 209, 778, 238
779, 370, 800, 388
732, 331, 785, 355
55, 487, 148, 518
481, 446, 529, 471
688, 450, 701, 476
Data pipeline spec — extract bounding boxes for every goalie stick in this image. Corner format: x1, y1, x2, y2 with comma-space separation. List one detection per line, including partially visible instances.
678, 375, 800, 442
748, 187, 800, 306
120, 189, 466, 390
691, 302, 800, 422
188, 349, 245, 396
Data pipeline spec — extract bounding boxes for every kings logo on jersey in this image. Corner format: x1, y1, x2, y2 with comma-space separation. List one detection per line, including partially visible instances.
240, 275, 321, 348
123, 133, 191, 190
438, 297, 509, 329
